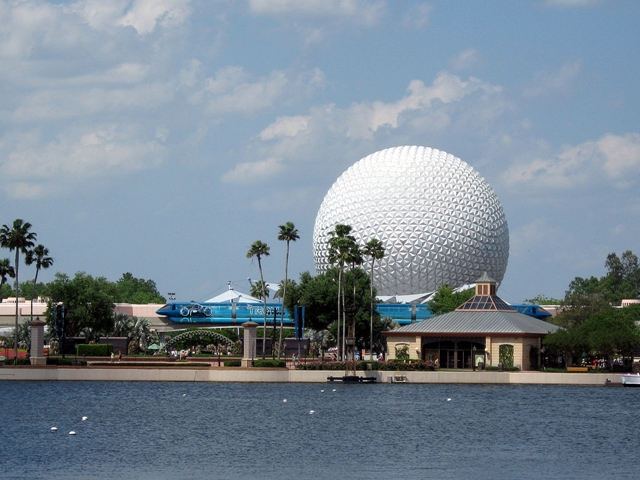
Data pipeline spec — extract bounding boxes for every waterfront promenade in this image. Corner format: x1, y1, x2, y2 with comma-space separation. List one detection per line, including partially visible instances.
0, 366, 621, 385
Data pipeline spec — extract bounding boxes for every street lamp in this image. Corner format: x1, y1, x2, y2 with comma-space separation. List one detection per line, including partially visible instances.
472, 345, 477, 371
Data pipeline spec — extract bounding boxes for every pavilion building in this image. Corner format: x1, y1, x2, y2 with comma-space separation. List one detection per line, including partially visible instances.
383, 273, 559, 370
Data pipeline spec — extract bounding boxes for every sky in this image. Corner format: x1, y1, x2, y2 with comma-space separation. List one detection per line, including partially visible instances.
1, 0, 639, 305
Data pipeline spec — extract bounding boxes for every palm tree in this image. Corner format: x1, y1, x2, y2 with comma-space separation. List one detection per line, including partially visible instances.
247, 240, 270, 359
328, 224, 356, 360
113, 312, 133, 337
0, 258, 16, 301
250, 280, 270, 301
363, 238, 385, 360
344, 241, 363, 361
0, 219, 37, 362
277, 222, 299, 359
130, 316, 151, 349
25, 244, 54, 322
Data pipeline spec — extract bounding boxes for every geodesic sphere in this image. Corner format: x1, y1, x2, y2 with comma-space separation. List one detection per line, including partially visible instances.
312, 146, 509, 295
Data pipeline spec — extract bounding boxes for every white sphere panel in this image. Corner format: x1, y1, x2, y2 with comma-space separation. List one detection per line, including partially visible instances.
312, 146, 509, 295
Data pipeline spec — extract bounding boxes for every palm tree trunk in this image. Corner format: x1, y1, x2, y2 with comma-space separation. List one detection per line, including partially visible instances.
258, 258, 267, 360
341, 267, 346, 361
336, 268, 342, 361
30, 268, 39, 323
370, 261, 374, 361
278, 242, 289, 359
13, 250, 19, 363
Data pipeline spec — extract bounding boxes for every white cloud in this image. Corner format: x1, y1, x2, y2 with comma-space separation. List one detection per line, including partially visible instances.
0, 126, 165, 199
450, 48, 480, 71
260, 116, 310, 140
344, 72, 502, 139
545, 0, 601, 7
194, 66, 324, 116
401, 3, 432, 29
249, 0, 386, 26
523, 60, 581, 97
65, 0, 129, 31
11, 82, 173, 121
502, 133, 640, 189
0, 1, 85, 60
118, 0, 192, 34
221, 157, 284, 185
68, 0, 192, 34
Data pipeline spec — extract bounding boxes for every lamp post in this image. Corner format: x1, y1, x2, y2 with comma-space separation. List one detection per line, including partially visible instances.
472, 345, 477, 371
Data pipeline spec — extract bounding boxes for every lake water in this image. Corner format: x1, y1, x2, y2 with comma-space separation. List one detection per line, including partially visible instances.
1, 381, 638, 479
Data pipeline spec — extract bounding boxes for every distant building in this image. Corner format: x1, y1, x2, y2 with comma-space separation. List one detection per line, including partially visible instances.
384, 273, 559, 370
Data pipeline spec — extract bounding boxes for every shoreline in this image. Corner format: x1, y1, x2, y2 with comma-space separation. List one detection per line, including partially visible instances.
0, 366, 622, 385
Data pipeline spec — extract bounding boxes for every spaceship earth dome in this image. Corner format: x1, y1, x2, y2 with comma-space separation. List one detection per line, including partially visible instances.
312, 146, 509, 296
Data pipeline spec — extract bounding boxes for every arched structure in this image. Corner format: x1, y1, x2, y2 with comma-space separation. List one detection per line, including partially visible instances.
165, 330, 234, 349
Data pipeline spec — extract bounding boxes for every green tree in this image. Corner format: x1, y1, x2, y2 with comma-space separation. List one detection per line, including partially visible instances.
583, 306, 640, 365
0, 219, 37, 361
277, 221, 299, 359
524, 294, 563, 305
556, 292, 613, 329
286, 268, 380, 351
327, 223, 356, 359
25, 244, 54, 322
0, 258, 15, 301
246, 240, 270, 359
363, 238, 385, 360
563, 250, 640, 306
285, 270, 339, 332
428, 285, 475, 315
115, 272, 165, 304
250, 280, 270, 301
45, 272, 116, 339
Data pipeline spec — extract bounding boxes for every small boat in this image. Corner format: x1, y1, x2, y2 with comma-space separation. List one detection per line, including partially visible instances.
620, 374, 640, 387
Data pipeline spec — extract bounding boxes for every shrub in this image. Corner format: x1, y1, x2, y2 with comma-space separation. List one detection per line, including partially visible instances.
485, 365, 520, 372
47, 357, 74, 366
48, 357, 87, 366
77, 344, 112, 356
2, 357, 31, 366
253, 359, 286, 368
395, 345, 410, 361
499, 344, 514, 369
224, 360, 241, 367
91, 362, 204, 367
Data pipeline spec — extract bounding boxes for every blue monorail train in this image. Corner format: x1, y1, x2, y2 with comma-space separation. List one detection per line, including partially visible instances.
156, 301, 551, 327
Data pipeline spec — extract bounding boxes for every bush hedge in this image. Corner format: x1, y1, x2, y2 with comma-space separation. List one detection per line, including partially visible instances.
253, 359, 286, 368
484, 365, 520, 372
296, 360, 437, 371
90, 362, 207, 367
45, 357, 87, 366
224, 360, 241, 367
2, 358, 31, 366
77, 344, 113, 356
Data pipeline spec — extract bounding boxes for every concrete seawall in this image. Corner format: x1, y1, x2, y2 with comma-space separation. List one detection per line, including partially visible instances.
0, 367, 622, 385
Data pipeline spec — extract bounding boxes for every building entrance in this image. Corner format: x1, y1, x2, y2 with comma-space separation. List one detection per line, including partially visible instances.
422, 338, 485, 369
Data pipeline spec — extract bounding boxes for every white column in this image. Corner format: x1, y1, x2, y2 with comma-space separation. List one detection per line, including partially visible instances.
29, 319, 47, 366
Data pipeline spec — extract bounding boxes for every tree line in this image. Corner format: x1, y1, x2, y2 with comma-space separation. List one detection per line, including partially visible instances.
1, 218, 167, 360
542, 250, 640, 368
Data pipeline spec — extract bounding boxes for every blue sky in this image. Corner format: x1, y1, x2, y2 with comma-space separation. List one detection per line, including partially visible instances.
1, 0, 639, 304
